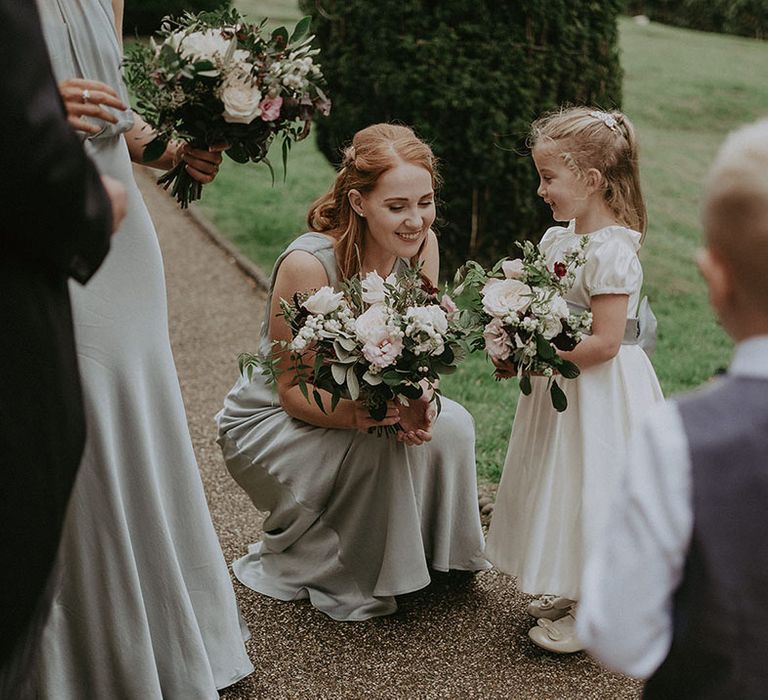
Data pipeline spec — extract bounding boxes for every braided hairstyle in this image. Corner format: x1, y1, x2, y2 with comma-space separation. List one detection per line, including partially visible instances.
307, 123, 440, 278
529, 106, 647, 238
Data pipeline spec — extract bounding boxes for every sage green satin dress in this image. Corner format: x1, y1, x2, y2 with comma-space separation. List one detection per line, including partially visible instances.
34, 2, 253, 697
217, 233, 490, 621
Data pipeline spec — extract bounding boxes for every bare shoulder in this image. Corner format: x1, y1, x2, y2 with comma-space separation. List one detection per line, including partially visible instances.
424, 229, 439, 254
274, 249, 329, 293
419, 229, 440, 282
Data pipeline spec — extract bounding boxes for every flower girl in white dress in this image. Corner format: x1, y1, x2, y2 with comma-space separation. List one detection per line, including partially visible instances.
485, 107, 663, 653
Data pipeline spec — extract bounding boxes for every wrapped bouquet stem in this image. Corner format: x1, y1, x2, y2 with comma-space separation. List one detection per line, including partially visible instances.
123, 9, 330, 207
453, 237, 592, 411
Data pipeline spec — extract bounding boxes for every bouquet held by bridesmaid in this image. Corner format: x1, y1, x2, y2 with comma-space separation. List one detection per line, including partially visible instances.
240, 266, 473, 434
124, 9, 330, 206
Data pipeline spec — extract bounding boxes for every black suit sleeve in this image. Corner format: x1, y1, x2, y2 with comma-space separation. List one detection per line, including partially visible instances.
0, 0, 112, 284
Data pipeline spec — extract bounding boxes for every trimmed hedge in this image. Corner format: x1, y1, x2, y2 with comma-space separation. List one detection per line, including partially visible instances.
625, 0, 768, 39
123, 0, 231, 36
299, 1, 624, 271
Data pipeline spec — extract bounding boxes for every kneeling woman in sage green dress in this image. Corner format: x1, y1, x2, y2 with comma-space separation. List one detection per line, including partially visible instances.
217, 123, 490, 621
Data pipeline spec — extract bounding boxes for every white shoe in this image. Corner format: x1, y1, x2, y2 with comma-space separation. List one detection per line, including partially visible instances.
526, 594, 575, 620
528, 613, 584, 654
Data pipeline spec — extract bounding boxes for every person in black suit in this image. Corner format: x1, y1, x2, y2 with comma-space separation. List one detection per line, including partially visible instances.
0, 0, 126, 693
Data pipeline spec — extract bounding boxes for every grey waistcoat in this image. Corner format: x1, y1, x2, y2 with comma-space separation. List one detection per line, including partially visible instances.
645, 375, 768, 700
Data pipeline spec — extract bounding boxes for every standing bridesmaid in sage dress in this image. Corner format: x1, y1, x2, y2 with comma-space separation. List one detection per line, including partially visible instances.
33, 1, 253, 697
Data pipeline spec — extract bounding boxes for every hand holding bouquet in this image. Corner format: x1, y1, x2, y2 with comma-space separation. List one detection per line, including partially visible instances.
239, 266, 473, 436
123, 9, 330, 207
453, 238, 592, 411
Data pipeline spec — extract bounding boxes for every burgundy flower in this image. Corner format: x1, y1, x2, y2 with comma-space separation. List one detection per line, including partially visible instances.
554, 261, 567, 278
419, 274, 440, 298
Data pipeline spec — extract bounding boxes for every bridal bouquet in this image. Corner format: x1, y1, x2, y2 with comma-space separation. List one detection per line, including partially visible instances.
453, 238, 592, 411
239, 267, 473, 435
123, 9, 330, 207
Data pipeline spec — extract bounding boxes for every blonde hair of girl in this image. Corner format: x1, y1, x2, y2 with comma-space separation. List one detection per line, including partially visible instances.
529, 106, 647, 238
307, 123, 440, 279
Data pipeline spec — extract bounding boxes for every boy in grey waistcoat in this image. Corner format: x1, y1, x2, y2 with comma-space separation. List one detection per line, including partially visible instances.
576, 118, 768, 699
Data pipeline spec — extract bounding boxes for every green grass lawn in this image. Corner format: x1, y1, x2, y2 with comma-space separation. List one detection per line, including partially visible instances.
199, 10, 768, 482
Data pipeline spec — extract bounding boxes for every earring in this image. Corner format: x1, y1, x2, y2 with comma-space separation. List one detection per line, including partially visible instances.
356, 210, 366, 218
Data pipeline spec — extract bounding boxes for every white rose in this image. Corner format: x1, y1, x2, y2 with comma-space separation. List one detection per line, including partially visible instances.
502, 259, 525, 279
481, 278, 532, 319
302, 287, 344, 315
179, 29, 232, 61
405, 305, 448, 336
221, 77, 263, 124
541, 315, 563, 340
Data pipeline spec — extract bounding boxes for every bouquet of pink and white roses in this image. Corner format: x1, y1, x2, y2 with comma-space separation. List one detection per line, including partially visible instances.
453, 238, 592, 411
239, 266, 473, 435
123, 9, 330, 207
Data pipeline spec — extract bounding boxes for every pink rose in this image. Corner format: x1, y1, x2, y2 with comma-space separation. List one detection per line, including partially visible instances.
483, 318, 513, 362
259, 95, 283, 122
355, 306, 403, 369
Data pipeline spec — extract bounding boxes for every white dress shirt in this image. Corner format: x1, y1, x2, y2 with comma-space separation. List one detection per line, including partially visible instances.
577, 334, 768, 679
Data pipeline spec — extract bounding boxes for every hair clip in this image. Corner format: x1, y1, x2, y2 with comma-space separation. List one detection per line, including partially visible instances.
348, 145, 357, 161
589, 110, 620, 132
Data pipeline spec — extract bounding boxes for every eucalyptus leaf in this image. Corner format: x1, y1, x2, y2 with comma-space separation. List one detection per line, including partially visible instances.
362, 371, 383, 385
346, 366, 360, 400
550, 380, 568, 412
331, 362, 347, 385
558, 359, 581, 379
289, 16, 312, 43
535, 333, 555, 360
519, 374, 532, 395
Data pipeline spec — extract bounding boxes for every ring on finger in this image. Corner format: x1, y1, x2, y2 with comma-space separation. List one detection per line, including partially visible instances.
81, 89, 90, 104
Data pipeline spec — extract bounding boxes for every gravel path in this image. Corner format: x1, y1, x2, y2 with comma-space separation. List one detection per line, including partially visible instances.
138, 166, 642, 700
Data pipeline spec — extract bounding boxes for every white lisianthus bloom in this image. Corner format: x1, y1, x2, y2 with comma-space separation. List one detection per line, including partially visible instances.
502, 259, 525, 279
179, 29, 232, 61
549, 294, 570, 319
481, 278, 532, 319
302, 287, 344, 315
361, 271, 398, 306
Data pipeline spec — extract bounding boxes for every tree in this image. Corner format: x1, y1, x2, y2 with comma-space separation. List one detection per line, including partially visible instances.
300, 0, 624, 272
123, 0, 230, 36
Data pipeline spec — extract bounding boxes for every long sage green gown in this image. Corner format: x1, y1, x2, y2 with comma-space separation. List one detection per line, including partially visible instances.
34, 1, 253, 697
217, 233, 490, 622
